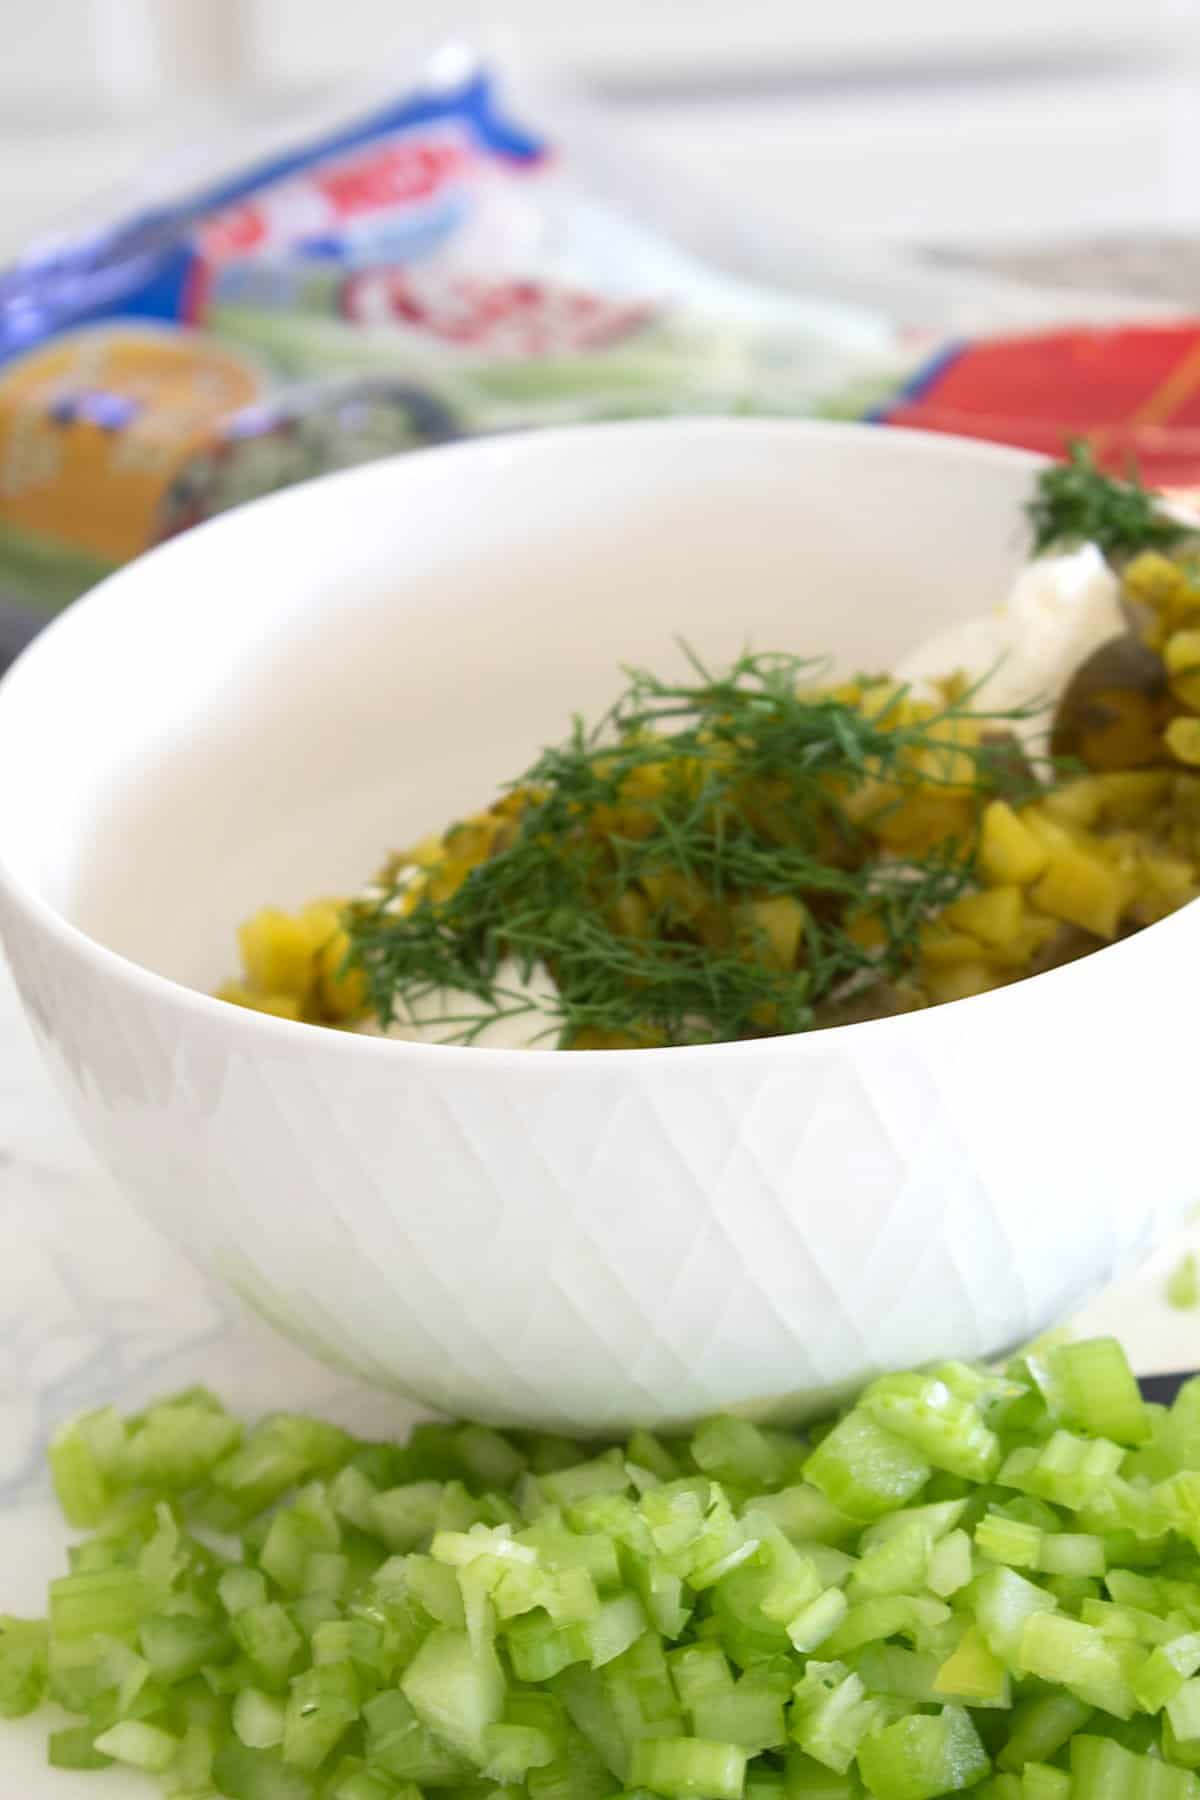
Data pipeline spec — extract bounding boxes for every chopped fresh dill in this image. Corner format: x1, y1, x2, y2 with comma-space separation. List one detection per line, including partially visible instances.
344, 649, 1037, 1049
1028, 439, 1190, 561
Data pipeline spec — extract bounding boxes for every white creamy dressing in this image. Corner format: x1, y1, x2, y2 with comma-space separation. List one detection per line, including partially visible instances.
893, 543, 1124, 750
366, 545, 1124, 1048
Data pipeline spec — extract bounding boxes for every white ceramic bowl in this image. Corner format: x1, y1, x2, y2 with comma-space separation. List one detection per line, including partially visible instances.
0, 419, 1193, 1434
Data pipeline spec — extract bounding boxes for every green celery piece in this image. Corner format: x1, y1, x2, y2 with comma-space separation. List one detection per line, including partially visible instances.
997, 1690, 1092, 1770
260, 1508, 336, 1597
173, 1719, 217, 1792
711, 1524, 821, 1660
804, 1412, 930, 1522
821, 1595, 950, 1660
551, 1663, 632, 1781
748, 1485, 860, 1548
627, 1430, 684, 1484
860, 1501, 966, 1549
691, 1667, 789, 1753
366, 1482, 442, 1554
1170, 1677, 1200, 1744
933, 1624, 1011, 1708
233, 1685, 287, 1749
1018, 1612, 1142, 1719
403, 1555, 465, 1627
325, 1764, 408, 1800
788, 1588, 849, 1654
304, 1549, 349, 1599
628, 1734, 747, 1800
849, 1522, 931, 1598
49, 1566, 147, 1641
626, 1551, 693, 1638
784, 1747, 863, 1798
1160, 1380, 1200, 1475
233, 1602, 304, 1690
539, 1454, 631, 1510
747, 1772, 788, 1800
219, 1567, 269, 1617
580, 1591, 648, 1668
506, 1608, 588, 1682
856, 1705, 990, 1800
1070, 1732, 1200, 1799
520, 1520, 622, 1591
282, 1661, 359, 1771
1168, 1255, 1200, 1312
789, 1661, 887, 1775
361, 1689, 470, 1784
527, 1720, 622, 1800
1020, 1764, 1069, 1800
434, 1478, 489, 1534
329, 1464, 380, 1535
1135, 1633, 1200, 1710
481, 1718, 559, 1782
210, 1739, 318, 1799
967, 1566, 1058, 1663
1079, 1597, 1169, 1646
399, 1625, 504, 1764
139, 1610, 233, 1683
0, 1615, 48, 1717
47, 1724, 114, 1770
1037, 1534, 1105, 1578
692, 1417, 790, 1489
49, 1407, 127, 1527
1042, 1338, 1152, 1447
92, 1718, 179, 1771
928, 1531, 974, 1599
997, 1433, 1124, 1511
861, 1375, 1001, 1482
126, 1400, 242, 1488
309, 1619, 355, 1667
975, 1513, 1042, 1570
669, 1641, 735, 1712
213, 1415, 354, 1518
453, 1424, 527, 1489
853, 1646, 943, 1705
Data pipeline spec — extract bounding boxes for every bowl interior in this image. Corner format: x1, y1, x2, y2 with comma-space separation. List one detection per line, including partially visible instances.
0, 422, 1042, 993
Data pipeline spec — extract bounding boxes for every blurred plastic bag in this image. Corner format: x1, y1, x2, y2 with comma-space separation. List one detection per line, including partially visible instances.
0, 45, 907, 614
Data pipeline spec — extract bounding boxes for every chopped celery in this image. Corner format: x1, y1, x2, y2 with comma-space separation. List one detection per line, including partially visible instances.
91, 1719, 178, 1770
0, 1615, 47, 1717
1168, 1254, 1200, 1312
693, 1418, 789, 1490
856, 1704, 989, 1799
1043, 1338, 1152, 1447
932, 1625, 1011, 1707
1018, 1612, 1141, 1718
861, 1375, 1001, 1482
12, 1336, 1200, 1800
997, 1690, 1092, 1770
787, 1589, 849, 1654
233, 1685, 286, 1749
1070, 1731, 1200, 1798
210, 1740, 318, 1798
803, 1414, 930, 1523
628, 1734, 747, 1799
975, 1513, 1043, 1570
927, 1531, 974, 1599
400, 1626, 504, 1762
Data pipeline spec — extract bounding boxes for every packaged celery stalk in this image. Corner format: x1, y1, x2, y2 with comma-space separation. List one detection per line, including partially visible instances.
0, 52, 904, 623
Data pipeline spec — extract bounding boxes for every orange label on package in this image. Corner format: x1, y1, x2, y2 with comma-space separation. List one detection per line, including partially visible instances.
0, 324, 264, 564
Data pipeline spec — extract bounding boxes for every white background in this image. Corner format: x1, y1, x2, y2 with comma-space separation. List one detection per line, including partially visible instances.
3, 0, 1200, 262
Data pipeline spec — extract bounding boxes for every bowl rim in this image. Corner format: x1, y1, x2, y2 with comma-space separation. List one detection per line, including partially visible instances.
1, 413, 1194, 1068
